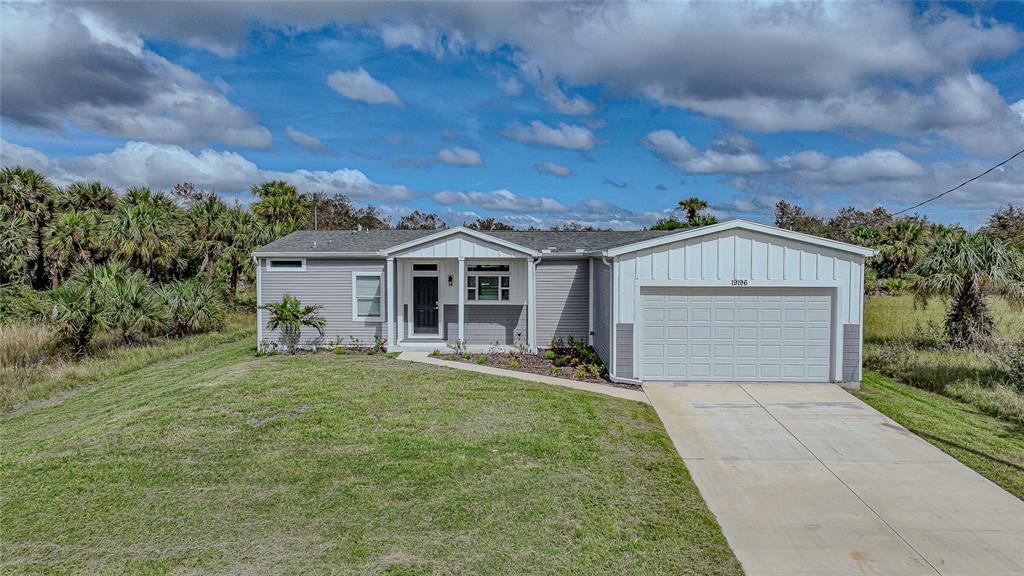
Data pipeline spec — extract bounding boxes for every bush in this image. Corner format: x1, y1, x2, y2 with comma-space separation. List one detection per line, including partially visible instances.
258, 293, 324, 354
36, 266, 111, 357
102, 264, 165, 344
0, 285, 45, 326
475, 356, 487, 365
160, 278, 228, 337
997, 338, 1024, 393
0, 323, 54, 369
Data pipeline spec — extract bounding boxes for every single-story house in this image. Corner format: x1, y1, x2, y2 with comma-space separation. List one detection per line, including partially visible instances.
252, 219, 874, 385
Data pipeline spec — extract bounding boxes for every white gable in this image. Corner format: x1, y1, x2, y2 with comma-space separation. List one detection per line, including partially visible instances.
392, 231, 529, 258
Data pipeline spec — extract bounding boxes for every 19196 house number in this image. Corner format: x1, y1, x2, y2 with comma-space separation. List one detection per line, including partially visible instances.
731, 279, 749, 286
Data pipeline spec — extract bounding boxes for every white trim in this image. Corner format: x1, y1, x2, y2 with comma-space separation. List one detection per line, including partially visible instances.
633, 284, 841, 383
587, 258, 594, 346
457, 257, 465, 343
407, 262, 443, 338
253, 252, 380, 258
380, 226, 540, 257
527, 258, 537, 353
610, 257, 619, 378
351, 270, 384, 321
265, 257, 306, 272
255, 256, 263, 351
636, 278, 843, 288
604, 219, 875, 258
386, 257, 396, 352
464, 262, 512, 305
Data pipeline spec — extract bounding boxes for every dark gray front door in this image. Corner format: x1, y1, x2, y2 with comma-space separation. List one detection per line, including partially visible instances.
413, 276, 439, 334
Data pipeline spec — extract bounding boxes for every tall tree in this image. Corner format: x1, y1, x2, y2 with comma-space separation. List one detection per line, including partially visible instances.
102, 187, 188, 280
44, 208, 101, 284
396, 211, 447, 230
0, 167, 57, 288
677, 197, 709, 222
221, 207, 264, 297
250, 180, 310, 231
59, 181, 117, 212
465, 217, 514, 231
912, 231, 1024, 349
878, 220, 925, 278
984, 204, 1024, 249
0, 209, 38, 285
187, 193, 228, 282
774, 200, 829, 237
313, 194, 389, 230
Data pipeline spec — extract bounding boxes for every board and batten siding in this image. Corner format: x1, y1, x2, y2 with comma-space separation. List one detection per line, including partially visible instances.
614, 228, 865, 382
259, 258, 386, 348
592, 259, 612, 364
535, 259, 590, 346
393, 232, 527, 259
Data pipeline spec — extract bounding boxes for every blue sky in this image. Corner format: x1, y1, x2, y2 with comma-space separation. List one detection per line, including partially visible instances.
2, 2, 1023, 229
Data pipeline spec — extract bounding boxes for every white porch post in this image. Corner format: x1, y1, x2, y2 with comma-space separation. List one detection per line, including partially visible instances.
386, 257, 395, 351
457, 257, 465, 344
527, 257, 537, 353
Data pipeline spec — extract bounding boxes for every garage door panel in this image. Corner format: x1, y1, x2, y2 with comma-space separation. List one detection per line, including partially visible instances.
641, 287, 832, 382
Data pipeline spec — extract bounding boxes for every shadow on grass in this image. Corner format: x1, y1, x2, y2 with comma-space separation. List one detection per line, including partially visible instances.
913, 429, 1024, 473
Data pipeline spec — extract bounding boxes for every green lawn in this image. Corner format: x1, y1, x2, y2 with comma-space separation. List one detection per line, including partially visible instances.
0, 340, 741, 575
855, 370, 1024, 501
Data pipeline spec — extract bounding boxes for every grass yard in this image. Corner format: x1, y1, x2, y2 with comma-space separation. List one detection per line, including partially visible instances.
0, 339, 741, 575
855, 370, 1024, 501
863, 295, 1024, 425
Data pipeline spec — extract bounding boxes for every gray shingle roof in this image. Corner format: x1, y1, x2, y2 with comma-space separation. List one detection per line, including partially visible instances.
253, 228, 676, 256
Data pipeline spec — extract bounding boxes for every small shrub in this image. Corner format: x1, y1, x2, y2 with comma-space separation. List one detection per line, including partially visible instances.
259, 293, 324, 354
997, 338, 1024, 393
461, 352, 471, 360
373, 334, 387, 353
334, 347, 346, 355
508, 360, 519, 369
553, 355, 569, 368
475, 356, 487, 365
544, 350, 556, 360
549, 365, 558, 375
0, 323, 54, 369
430, 349, 441, 358
233, 291, 257, 310
574, 367, 587, 379
451, 339, 467, 356
161, 278, 228, 337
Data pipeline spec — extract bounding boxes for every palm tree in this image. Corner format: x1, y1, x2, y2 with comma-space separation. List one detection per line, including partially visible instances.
159, 278, 228, 336
220, 208, 263, 298
102, 188, 188, 280
688, 214, 719, 227
0, 210, 38, 285
250, 180, 310, 230
677, 197, 709, 222
260, 293, 326, 353
99, 263, 165, 344
878, 221, 925, 278
187, 194, 228, 282
59, 181, 117, 212
44, 208, 100, 284
911, 232, 1024, 349
0, 167, 57, 288
36, 265, 110, 356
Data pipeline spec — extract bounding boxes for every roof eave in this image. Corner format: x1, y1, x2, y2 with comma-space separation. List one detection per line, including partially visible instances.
379, 226, 540, 257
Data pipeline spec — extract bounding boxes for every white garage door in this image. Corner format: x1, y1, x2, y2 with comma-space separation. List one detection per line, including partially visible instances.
640, 287, 832, 382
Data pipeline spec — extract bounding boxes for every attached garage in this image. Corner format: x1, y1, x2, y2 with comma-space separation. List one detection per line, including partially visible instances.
603, 220, 874, 386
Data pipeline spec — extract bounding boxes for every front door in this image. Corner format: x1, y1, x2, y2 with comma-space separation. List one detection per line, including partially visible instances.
413, 276, 439, 334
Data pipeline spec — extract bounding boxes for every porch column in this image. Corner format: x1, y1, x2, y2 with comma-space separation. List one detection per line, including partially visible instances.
527, 257, 537, 353
457, 257, 465, 344
386, 257, 395, 351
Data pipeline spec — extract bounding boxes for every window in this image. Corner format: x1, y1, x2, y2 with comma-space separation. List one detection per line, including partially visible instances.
267, 258, 305, 271
466, 264, 510, 302
412, 263, 438, 271
352, 273, 382, 319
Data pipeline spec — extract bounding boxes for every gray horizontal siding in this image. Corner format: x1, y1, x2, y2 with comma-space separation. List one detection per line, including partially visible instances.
444, 304, 528, 346
259, 258, 386, 348
843, 324, 861, 382
536, 259, 590, 347
592, 259, 611, 365
615, 323, 633, 379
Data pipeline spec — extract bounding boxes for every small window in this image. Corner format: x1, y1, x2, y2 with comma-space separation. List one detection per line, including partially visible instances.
468, 264, 509, 273
353, 273, 382, 319
466, 263, 511, 302
268, 259, 305, 271
412, 263, 438, 271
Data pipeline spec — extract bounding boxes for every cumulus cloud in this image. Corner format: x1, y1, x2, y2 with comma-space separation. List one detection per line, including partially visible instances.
327, 68, 402, 105
643, 131, 772, 174
503, 120, 597, 150
0, 2, 271, 149
433, 189, 566, 212
1, 139, 414, 202
535, 161, 572, 177
437, 146, 483, 167
286, 126, 332, 155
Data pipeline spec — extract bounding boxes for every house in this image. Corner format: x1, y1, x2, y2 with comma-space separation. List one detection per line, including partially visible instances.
252, 220, 874, 385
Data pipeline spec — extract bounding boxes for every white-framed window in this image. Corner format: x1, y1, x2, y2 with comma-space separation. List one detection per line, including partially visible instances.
352, 271, 382, 319
466, 264, 511, 302
267, 258, 306, 271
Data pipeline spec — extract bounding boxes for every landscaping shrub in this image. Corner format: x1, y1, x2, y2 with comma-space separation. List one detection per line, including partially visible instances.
160, 278, 228, 337
259, 293, 325, 354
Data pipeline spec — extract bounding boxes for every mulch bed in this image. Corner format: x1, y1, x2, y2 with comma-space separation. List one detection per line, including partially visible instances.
440, 352, 641, 390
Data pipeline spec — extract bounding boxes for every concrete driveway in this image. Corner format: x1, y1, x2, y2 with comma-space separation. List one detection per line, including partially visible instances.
645, 382, 1024, 576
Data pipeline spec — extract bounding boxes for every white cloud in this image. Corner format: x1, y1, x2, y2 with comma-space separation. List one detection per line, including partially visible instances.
286, 126, 331, 155
643, 130, 771, 174
432, 189, 567, 213
327, 68, 402, 105
1, 139, 414, 202
535, 161, 572, 177
0, 2, 271, 149
437, 146, 483, 167
497, 76, 523, 96
503, 120, 597, 150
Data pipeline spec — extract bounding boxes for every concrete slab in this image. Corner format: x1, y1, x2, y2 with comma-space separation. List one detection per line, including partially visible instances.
397, 351, 649, 404
645, 381, 1024, 576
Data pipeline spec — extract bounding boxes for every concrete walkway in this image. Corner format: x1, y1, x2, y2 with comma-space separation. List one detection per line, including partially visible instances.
397, 351, 649, 404
645, 381, 1024, 576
